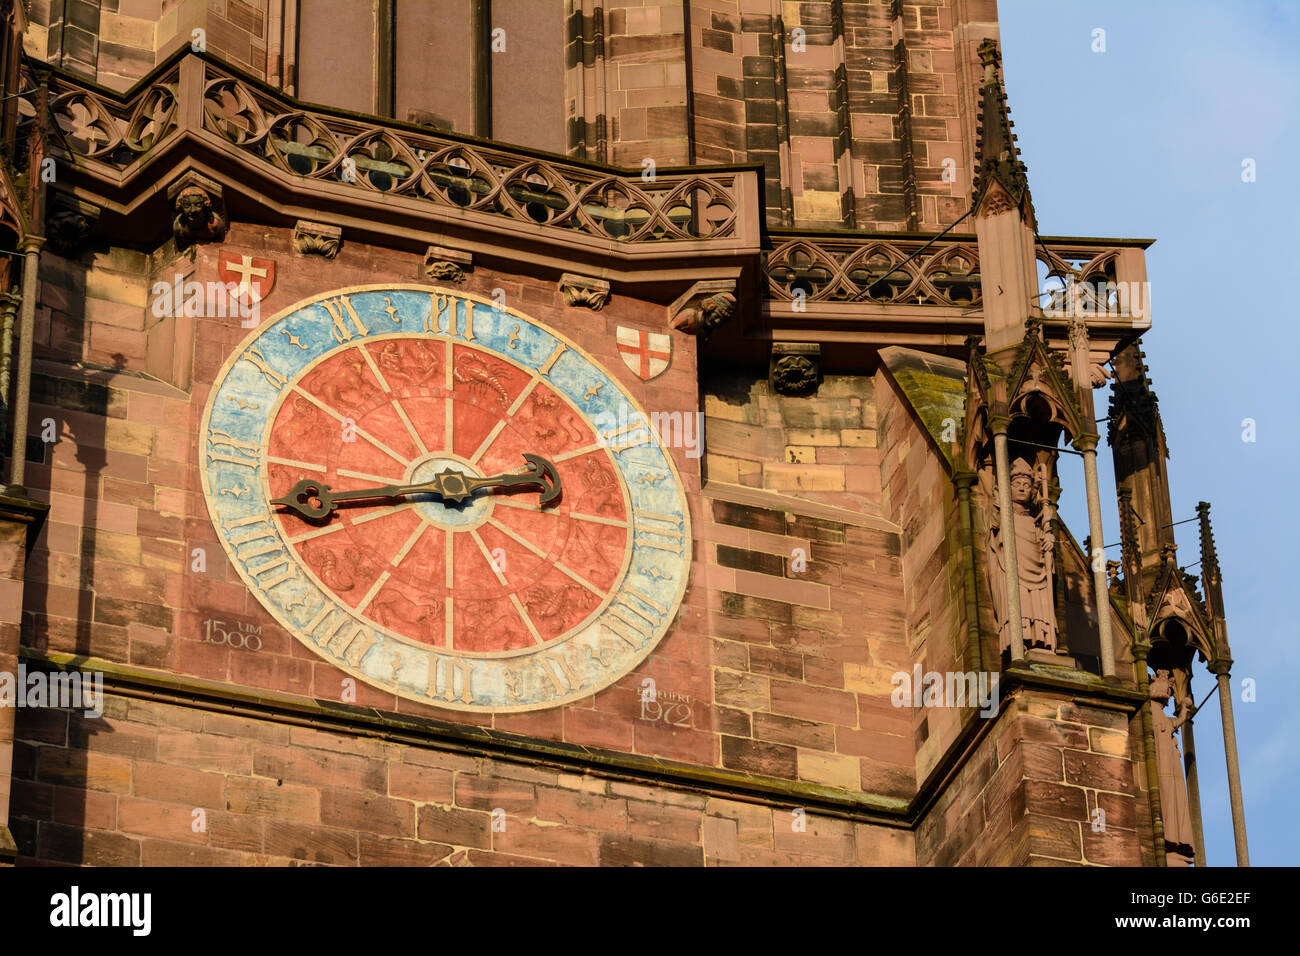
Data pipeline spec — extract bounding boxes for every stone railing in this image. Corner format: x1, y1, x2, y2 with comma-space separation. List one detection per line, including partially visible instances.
766, 232, 981, 307
44, 62, 183, 172
765, 231, 1150, 316
22, 53, 744, 246
20, 53, 1147, 318
202, 67, 741, 243
1035, 239, 1150, 320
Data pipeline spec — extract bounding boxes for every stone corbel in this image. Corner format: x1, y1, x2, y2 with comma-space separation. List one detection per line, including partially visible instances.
770, 342, 820, 396
668, 279, 736, 338
167, 172, 228, 250
294, 220, 342, 258
45, 195, 100, 257
559, 273, 610, 310
424, 245, 472, 283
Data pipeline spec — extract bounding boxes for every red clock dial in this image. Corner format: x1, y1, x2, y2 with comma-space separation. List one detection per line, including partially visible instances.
265, 336, 632, 654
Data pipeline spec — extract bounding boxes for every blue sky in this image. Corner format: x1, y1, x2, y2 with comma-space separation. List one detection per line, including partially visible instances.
1000, 0, 1299, 866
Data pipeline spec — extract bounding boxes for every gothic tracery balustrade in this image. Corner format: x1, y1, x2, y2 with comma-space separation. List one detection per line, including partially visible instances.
17, 56, 741, 246
765, 234, 983, 307
198, 68, 740, 243
17, 55, 1147, 314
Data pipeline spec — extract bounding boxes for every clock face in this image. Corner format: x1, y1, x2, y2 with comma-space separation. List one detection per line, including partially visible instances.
199, 285, 691, 711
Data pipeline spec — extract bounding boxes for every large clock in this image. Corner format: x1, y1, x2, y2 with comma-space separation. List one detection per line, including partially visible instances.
199, 285, 691, 711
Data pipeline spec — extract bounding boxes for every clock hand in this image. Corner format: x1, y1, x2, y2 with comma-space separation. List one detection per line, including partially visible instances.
270, 453, 562, 520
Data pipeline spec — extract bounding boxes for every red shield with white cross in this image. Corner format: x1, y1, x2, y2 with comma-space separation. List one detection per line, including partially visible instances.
616, 326, 671, 381
217, 250, 276, 304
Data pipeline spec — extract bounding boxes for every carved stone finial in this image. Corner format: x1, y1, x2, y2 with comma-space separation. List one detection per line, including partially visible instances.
45, 196, 100, 257
294, 220, 342, 258
167, 172, 228, 250
668, 279, 737, 338
972, 38, 1033, 224
770, 343, 820, 396
559, 273, 610, 311
424, 245, 472, 283
1196, 503, 1217, 564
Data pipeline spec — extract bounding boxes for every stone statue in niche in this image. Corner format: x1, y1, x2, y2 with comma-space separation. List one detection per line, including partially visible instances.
986, 457, 1057, 653
1149, 668, 1195, 866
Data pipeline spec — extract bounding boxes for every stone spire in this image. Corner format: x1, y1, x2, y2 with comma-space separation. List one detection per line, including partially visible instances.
1196, 501, 1230, 662
1107, 341, 1164, 448
972, 39, 1034, 226
1109, 341, 1176, 600
970, 39, 1040, 353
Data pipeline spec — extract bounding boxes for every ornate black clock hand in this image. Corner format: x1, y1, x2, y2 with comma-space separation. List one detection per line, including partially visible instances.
271, 453, 562, 520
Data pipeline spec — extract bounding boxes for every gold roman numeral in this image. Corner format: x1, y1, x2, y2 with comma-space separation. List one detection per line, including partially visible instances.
249, 556, 296, 592
538, 342, 568, 377
633, 508, 685, 555
207, 429, 261, 469
303, 605, 378, 667
460, 301, 477, 341
538, 651, 583, 695
240, 346, 286, 390
321, 295, 369, 343
221, 512, 299, 593
427, 657, 475, 704
424, 293, 477, 340
602, 421, 651, 453
603, 589, 662, 648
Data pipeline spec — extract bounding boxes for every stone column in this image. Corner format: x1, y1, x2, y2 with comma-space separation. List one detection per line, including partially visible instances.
991, 416, 1024, 662
0, 290, 18, 455
1076, 433, 1116, 678
1212, 661, 1250, 866
1181, 714, 1207, 867
1067, 315, 1116, 679
1132, 642, 1166, 867
5, 236, 42, 491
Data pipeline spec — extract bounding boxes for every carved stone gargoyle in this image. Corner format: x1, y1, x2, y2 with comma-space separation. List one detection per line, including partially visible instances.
168, 173, 228, 250
669, 279, 737, 338
45, 196, 100, 257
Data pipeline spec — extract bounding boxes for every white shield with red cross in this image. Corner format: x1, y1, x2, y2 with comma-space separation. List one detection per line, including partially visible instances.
615, 326, 671, 382
217, 250, 276, 304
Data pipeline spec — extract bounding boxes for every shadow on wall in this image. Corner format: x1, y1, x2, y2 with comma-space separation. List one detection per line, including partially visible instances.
13, 247, 127, 863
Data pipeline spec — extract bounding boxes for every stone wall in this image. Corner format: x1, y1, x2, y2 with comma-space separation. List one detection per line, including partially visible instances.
23, 1, 987, 230
917, 685, 1151, 866
10, 691, 916, 865
876, 368, 969, 782
15, 224, 941, 822
8, 220, 1159, 865
703, 372, 881, 513
24, 0, 271, 92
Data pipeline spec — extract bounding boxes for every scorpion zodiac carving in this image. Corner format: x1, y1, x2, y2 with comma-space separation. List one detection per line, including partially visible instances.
454, 352, 512, 406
